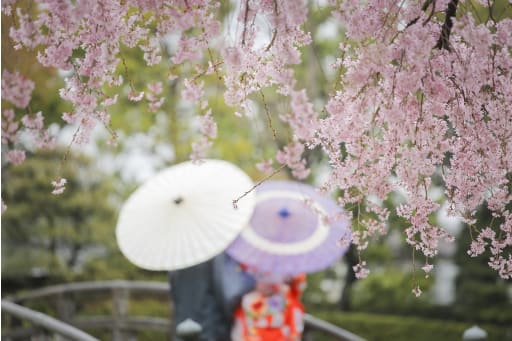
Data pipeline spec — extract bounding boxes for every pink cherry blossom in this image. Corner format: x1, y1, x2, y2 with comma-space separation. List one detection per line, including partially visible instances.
6, 150, 26, 165
102, 95, 118, 107
51, 178, 67, 195
190, 137, 213, 162
2, 109, 19, 145
182, 79, 205, 103
22, 112, 56, 149
128, 91, 144, 102
199, 110, 217, 139
2, 0, 511, 284
1, 70, 34, 108
353, 261, 370, 279
276, 141, 310, 180
422, 263, 434, 274
256, 159, 275, 175
147, 82, 163, 95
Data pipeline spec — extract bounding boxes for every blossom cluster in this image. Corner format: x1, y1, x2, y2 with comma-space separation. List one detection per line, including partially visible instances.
316, 0, 512, 279
2, 0, 511, 283
222, 0, 316, 175
1, 70, 55, 167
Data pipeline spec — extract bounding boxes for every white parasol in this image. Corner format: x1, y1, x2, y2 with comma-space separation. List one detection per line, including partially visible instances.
116, 159, 255, 271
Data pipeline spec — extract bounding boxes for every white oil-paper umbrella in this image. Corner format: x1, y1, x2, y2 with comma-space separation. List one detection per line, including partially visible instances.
116, 159, 255, 271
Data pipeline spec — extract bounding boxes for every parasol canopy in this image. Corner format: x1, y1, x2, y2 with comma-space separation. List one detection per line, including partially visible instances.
116, 159, 255, 271
226, 180, 351, 276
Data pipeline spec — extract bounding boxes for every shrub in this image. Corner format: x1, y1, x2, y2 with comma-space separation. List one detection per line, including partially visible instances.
313, 311, 512, 341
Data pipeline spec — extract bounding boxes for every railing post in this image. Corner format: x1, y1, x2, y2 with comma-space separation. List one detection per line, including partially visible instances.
112, 287, 135, 341
302, 325, 315, 341
57, 292, 76, 323
463, 325, 487, 340
32, 326, 47, 341
2, 311, 14, 341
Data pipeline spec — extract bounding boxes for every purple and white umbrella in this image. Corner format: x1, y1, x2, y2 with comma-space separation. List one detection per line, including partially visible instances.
226, 180, 351, 276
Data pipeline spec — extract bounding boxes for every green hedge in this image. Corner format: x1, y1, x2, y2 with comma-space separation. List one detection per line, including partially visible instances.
313, 311, 512, 341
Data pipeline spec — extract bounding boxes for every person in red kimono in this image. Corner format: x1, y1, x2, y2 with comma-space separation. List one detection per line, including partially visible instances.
231, 272, 306, 341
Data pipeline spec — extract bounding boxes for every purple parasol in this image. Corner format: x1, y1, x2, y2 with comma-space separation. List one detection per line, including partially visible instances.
226, 180, 351, 276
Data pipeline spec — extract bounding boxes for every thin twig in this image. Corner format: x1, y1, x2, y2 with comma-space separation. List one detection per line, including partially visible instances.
119, 52, 135, 92
260, 89, 277, 140
391, 49, 405, 99
265, 0, 279, 52
265, 29, 278, 52
487, 0, 496, 23
232, 164, 286, 208
422, 0, 436, 25
192, 61, 224, 81
53, 123, 81, 184
411, 248, 418, 291
405, 0, 434, 28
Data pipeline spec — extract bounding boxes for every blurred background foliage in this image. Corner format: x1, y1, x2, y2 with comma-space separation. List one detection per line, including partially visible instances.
2, 0, 511, 340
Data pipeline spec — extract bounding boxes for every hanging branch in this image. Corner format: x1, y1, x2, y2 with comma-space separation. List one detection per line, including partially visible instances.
241, 0, 250, 46
232, 164, 286, 209
405, 0, 435, 28
435, 0, 459, 50
265, 0, 279, 52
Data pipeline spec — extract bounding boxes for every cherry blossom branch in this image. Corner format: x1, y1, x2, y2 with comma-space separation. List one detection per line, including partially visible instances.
241, 0, 249, 46
486, 0, 496, 23
259, 90, 277, 140
264, 0, 279, 52
405, 0, 435, 28
435, 0, 459, 50
3, 0, 511, 284
232, 163, 286, 209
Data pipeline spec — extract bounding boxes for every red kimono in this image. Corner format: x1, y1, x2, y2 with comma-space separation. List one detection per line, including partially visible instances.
231, 274, 306, 341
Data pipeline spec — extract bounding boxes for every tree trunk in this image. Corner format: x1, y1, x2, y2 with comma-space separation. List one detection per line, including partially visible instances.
339, 244, 358, 311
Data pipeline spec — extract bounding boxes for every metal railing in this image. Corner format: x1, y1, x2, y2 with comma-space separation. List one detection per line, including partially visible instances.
1, 300, 99, 341
2, 280, 366, 341
303, 314, 366, 341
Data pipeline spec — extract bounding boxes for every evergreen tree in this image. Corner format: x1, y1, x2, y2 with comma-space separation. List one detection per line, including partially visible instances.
454, 206, 511, 325
1, 150, 117, 289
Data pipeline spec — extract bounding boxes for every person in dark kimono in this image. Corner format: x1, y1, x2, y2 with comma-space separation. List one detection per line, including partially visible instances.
169, 252, 255, 341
